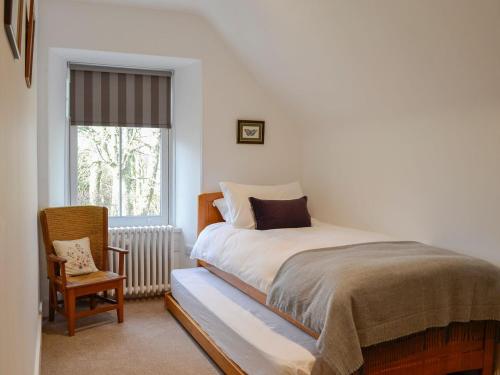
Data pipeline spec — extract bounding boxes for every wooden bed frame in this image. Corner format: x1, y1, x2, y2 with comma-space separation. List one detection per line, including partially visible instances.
165, 192, 498, 375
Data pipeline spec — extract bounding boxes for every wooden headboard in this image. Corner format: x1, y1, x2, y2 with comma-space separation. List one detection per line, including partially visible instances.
198, 192, 224, 235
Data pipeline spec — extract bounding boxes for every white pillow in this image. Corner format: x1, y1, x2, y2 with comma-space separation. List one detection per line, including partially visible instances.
52, 237, 99, 276
220, 181, 304, 228
213, 198, 231, 223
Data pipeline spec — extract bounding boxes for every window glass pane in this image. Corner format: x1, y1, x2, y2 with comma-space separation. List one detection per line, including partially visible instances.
121, 128, 161, 216
76, 126, 120, 216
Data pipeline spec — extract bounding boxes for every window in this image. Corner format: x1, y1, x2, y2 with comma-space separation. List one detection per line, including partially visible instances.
71, 126, 167, 220
68, 65, 172, 226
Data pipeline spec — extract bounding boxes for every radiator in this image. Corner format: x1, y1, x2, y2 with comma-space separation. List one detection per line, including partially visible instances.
108, 225, 176, 298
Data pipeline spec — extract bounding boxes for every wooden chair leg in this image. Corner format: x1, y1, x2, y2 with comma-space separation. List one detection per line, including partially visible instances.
66, 290, 76, 336
48, 282, 56, 322
116, 283, 124, 323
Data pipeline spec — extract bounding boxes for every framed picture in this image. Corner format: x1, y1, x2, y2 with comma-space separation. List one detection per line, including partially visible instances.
25, 0, 35, 88
4, 0, 25, 59
237, 120, 265, 144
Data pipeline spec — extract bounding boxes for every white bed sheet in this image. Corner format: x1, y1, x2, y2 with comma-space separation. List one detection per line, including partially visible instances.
171, 268, 318, 375
190, 220, 395, 294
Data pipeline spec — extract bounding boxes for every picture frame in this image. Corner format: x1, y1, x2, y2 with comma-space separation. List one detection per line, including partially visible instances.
4, 0, 25, 59
237, 120, 265, 144
25, 0, 35, 88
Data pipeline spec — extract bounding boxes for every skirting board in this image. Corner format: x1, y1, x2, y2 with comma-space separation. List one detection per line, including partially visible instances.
34, 313, 42, 375
165, 292, 246, 375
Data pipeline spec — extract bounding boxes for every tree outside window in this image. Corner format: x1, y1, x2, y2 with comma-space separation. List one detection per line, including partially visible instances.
76, 126, 162, 217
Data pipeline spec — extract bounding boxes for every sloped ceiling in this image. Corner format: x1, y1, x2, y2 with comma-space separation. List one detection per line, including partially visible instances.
70, 0, 500, 126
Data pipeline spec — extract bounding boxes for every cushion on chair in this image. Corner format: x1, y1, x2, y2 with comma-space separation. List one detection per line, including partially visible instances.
52, 237, 99, 276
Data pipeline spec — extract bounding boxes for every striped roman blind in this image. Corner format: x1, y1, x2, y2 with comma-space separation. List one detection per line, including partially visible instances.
69, 64, 172, 128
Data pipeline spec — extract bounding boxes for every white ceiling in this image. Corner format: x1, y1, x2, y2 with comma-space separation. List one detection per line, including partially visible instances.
69, 0, 500, 127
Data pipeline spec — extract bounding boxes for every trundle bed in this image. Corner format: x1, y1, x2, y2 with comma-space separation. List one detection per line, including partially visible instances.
165, 192, 499, 375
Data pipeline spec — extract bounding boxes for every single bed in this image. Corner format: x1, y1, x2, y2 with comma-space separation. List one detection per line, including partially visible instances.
166, 192, 498, 375
171, 267, 320, 375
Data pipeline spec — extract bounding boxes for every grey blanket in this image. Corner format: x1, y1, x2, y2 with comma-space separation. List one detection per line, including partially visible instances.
267, 241, 500, 375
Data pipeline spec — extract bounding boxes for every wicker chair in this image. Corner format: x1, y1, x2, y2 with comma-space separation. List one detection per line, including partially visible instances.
40, 206, 128, 336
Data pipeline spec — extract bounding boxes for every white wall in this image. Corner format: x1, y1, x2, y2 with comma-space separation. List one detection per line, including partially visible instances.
173, 63, 203, 246
0, 4, 40, 374
300, 1, 500, 266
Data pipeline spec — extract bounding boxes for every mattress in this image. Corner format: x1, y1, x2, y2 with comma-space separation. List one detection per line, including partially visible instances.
190, 220, 395, 293
171, 267, 319, 375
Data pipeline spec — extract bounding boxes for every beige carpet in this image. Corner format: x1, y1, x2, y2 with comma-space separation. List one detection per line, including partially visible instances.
42, 299, 221, 375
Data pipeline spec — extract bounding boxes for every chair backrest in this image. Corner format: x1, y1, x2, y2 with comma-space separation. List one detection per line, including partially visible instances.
40, 206, 108, 271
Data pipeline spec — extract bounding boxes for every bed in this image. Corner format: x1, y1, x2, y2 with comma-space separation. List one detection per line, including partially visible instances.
171, 266, 320, 374
166, 192, 498, 375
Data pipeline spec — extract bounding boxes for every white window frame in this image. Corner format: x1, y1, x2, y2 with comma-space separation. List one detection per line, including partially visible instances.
69, 126, 171, 227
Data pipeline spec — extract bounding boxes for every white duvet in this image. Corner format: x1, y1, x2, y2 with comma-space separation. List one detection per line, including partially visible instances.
190, 219, 395, 294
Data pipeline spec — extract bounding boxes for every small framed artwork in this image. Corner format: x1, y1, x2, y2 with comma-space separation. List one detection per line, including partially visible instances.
237, 120, 265, 144
4, 0, 25, 59
25, 0, 35, 88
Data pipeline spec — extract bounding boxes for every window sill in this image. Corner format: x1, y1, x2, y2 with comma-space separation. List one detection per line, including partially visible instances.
109, 216, 169, 228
